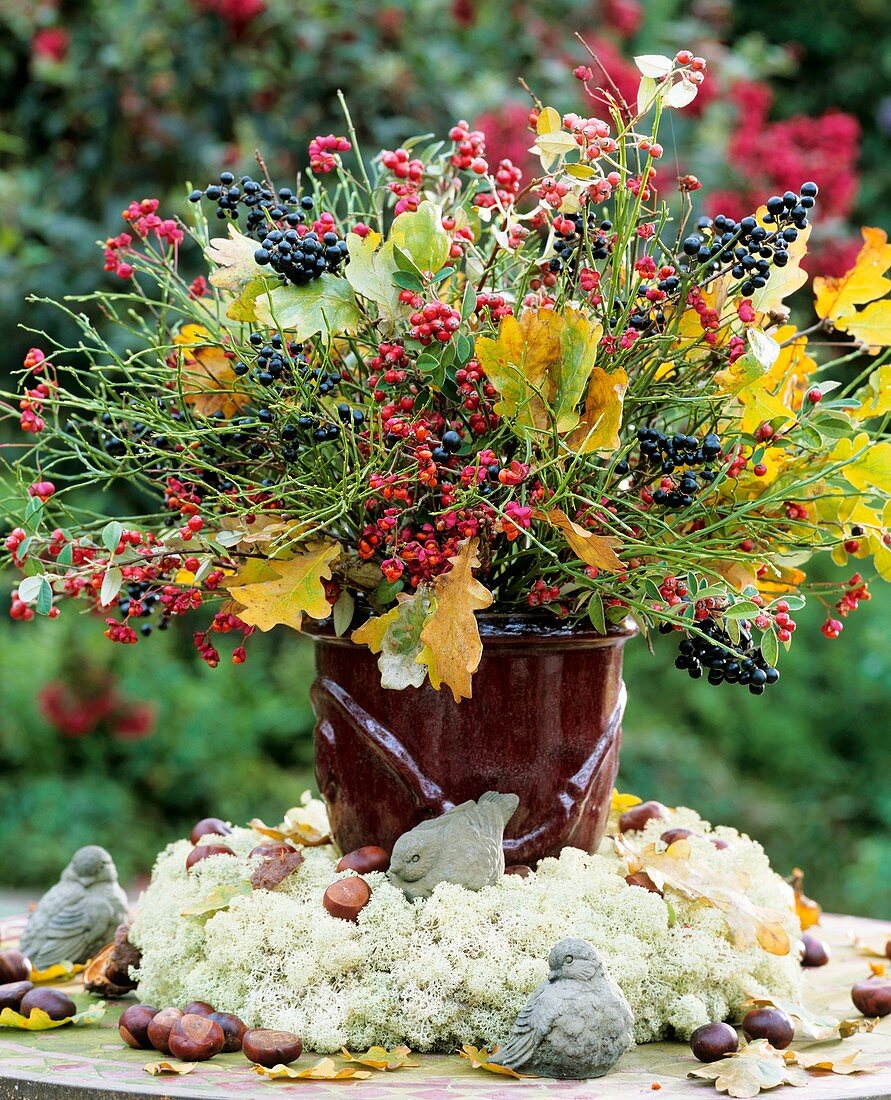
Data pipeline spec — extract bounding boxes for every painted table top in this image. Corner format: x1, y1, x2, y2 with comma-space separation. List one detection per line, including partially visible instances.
0, 911, 889, 1099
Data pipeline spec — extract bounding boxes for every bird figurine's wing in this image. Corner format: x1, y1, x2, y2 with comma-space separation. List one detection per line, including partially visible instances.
489, 983, 555, 1071
21, 893, 113, 969
463, 792, 519, 836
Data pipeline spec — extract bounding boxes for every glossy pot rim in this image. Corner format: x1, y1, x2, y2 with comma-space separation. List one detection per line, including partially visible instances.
305, 611, 638, 650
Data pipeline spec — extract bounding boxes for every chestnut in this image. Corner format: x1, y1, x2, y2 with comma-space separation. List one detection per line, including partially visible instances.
0, 980, 34, 1012
851, 975, 891, 1017
336, 846, 389, 874
189, 817, 233, 844
799, 934, 830, 968
183, 1000, 215, 1017
19, 987, 77, 1022
625, 871, 663, 895
690, 1022, 739, 1062
248, 842, 297, 860
504, 864, 533, 878
146, 1007, 184, 1054
210, 1011, 248, 1053
168, 1013, 225, 1061
0, 949, 32, 984
742, 1006, 794, 1049
660, 828, 694, 845
618, 801, 668, 833
323, 877, 372, 921
119, 1004, 159, 1049
186, 844, 236, 872
243, 1028, 303, 1068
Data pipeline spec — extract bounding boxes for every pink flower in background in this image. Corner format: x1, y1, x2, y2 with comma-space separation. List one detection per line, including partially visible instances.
39, 677, 156, 741
191, 0, 266, 35
32, 27, 69, 63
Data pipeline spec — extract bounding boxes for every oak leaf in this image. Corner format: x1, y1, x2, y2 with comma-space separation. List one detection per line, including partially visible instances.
225, 541, 341, 630
351, 592, 433, 690
252, 1058, 372, 1081
615, 835, 791, 955
29, 961, 84, 983
341, 1046, 419, 1070
688, 1039, 807, 1097
180, 882, 252, 917
254, 274, 362, 341
532, 508, 624, 571
792, 1047, 877, 1075
205, 225, 262, 292
250, 794, 331, 847
417, 538, 493, 702
174, 324, 250, 419
144, 1061, 197, 1076
814, 227, 891, 353
849, 929, 891, 959
459, 1044, 535, 1079
565, 366, 628, 454
745, 997, 842, 1042
250, 848, 305, 891
0, 1002, 106, 1030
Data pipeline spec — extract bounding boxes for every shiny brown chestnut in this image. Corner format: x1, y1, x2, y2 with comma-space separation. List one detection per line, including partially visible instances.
0, 950, 32, 984
146, 1007, 184, 1054
186, 844, 236, 872
742, 1006, 794, 1049
119, 1004, 159, 1049
799, 934, 830, 968
504, 864, 533, 878
660, 827, 694, 845
690, 1022, 739, 1062
0, 980, 34, 1012
19, 987, 77, 1022
335, 846, 390, 874
618, 801, 668, 833
189, 818, 234, 844
168, 1013, 225, 1061
209, 1011, 248, 1052
851, 975, 891, 1017
323, 877, 372, 921
182, 1000, 215, 1017
242, 1028, 303, 1067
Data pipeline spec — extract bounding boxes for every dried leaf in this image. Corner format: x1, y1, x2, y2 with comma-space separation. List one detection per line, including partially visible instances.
352, 592, 432, 690
180, 882, 253, 917
205, 225, 262, 293
689, 1040, 808, 1097
459, 1044, 535, 1079
225, 541, 341, 630
30, 961, 84, 983
417, 538, 493, 702
250, 848, 305, 890
174, 323, 250, 420
341, 1045, 419, 1071
252, 1058, 372, 1081
787, 868, 822, 930
250, 794, 331, 846
144, 1060, 197, 1076
0, 1002, 106, 1030
838, 1017, 880, 1039
616, 836, 791, 955
849, 929, 891, 959
792, 1048, 878, 1075
254, 274, 362, 341
533, 507, 624, 571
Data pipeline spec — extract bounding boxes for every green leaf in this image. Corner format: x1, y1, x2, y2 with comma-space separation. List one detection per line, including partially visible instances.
389, 201, 450, 274
723, 601, 761, 619
344, 231, 403, 320
181, 882, 252, 917
392, 244, 423, 276
587, 595, 606, 634
333, 589, 355, 637
761, 627, 779, 668
373, 578, 404, 606
454, 332, 473, 366
24, 497, 44, 529
392, 270, 423, 291
100, 567, 123, 607
431, 266, 455, 285
255, 275, 362, 341
461, 283, 477, 321
226, 274, 278, 322
56, 542, 73, 566
35, 578, 53, 617
101, 521, 124, 552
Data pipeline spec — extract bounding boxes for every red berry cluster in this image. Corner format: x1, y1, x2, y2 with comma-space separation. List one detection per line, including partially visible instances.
381, 148, 425, 214
409, 301, 461, 345
474, 159, 523, 209
527, 578, 562, 608
308, 134, 351, 174
448, 120, 487, 174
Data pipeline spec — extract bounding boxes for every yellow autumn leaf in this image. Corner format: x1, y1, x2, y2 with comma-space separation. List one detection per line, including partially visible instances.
252, 1058, 372, 1081
814, 226, 891, 322
793, 1049, 878, 1075
174, 324, 250, 420
417, 538, 493, 702
225, 541, 341, 630
836, 300, 891, 353
30, 961, 84, 983
830, 433, 891, 496
0, 1002, 106, 1030
459, 1045, 535, 1079
341, 1046, 419, 1071
565, 366, 628, 454
615, 834, 792, 955
144, 1061, 197, 1076
344, 230, 403, 320
352, 592, 433, 690
852, 364, 891, 419
532, 507, 624, 571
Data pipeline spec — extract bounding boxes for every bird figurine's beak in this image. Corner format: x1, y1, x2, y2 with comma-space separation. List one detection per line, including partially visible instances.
548, 968, 559, 982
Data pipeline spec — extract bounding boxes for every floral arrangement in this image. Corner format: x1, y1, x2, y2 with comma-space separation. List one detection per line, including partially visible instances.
130, 797, 801, 1052
3, 47, 889, 701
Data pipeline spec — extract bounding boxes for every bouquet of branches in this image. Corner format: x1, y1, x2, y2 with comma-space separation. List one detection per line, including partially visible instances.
3, 48, 889, 701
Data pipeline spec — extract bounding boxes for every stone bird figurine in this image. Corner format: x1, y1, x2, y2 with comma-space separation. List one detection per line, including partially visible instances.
388, 791, 519, 901
489, 937, 634, 1079
19, 846, 129, 969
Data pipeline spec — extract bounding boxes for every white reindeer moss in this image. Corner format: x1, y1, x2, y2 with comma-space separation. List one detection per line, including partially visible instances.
130, 803, 802, 1053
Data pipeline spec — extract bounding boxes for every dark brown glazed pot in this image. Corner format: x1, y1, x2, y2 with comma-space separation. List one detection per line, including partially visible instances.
309, 613, 636, 866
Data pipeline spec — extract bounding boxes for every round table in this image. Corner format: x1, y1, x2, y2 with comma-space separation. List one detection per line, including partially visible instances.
1, 912, 889, 1099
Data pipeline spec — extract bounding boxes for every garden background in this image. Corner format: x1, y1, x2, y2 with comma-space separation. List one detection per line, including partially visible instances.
0, 0, 888, 917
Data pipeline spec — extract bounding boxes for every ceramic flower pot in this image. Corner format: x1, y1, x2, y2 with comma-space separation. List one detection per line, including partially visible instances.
309, 614, 637, 866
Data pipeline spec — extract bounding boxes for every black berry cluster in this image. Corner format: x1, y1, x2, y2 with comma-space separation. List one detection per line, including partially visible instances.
679, 182, 818, 296
253, 226, 348, 285
551, 214, 612, 271
634, 428, 720, 508
670, 616, 780, 695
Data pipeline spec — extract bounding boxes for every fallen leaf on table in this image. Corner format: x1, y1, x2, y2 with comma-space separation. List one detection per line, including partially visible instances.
787, 868, 821, 931
688, 1039, 808, 1097
745, 997, 841, 1042
838, 1017, 879, 1039
181, 882, 253, 916
341, 1045, 419, 1070
144, 1060, 197, 1076
615, 835, 791, 955
849, 930, 891, 959
0, 1002, 106, 1030
252, 1058, 372, 1080
30, 961, 84, 983
250, 848, 305, 890
459, 1044, 536, 1079
791, 1047, 878, 1075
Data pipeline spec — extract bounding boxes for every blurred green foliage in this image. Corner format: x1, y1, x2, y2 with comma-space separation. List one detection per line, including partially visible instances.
0, 0, 888, 916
